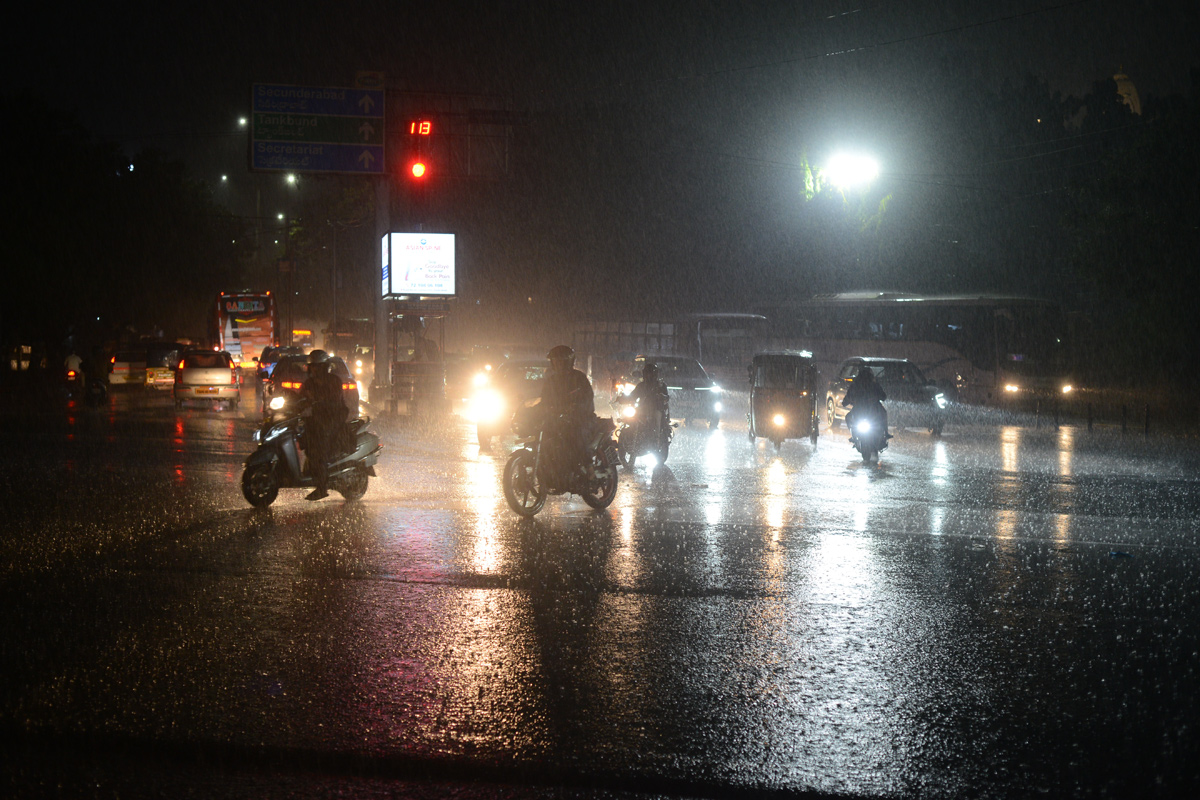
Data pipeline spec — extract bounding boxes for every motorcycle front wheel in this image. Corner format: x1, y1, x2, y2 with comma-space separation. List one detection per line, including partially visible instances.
503, 449, 546, 517
242, 462, 279, 507
581, 446, 619, 510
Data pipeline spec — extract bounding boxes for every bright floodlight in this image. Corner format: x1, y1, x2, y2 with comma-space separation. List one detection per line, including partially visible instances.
825, 152, 880, 190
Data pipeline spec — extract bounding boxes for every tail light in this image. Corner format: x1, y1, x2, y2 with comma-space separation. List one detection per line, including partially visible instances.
231, 368, 239, 385
342, 381, 355, 391
67, 369, 77, 378
281, 380, 303, 390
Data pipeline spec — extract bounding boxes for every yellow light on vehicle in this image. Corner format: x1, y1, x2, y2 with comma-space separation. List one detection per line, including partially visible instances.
772, 413, 786, 427
1061, 384, 1074, 394
1004, 384, 1020, 393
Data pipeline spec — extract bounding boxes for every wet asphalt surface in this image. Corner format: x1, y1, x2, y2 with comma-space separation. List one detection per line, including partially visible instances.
2, 382, 1199, 798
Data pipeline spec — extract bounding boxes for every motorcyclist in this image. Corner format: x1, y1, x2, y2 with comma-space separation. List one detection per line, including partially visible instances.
842, 365, 889, 439
299, 349, 347, 501
627, 360, 669, 441
540, 345, 595, 479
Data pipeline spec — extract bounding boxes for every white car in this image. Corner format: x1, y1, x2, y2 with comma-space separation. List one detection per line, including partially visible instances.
174, 350, 240, 409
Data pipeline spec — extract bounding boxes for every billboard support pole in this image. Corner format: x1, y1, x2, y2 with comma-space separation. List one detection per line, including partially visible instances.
374, 177, 391, 411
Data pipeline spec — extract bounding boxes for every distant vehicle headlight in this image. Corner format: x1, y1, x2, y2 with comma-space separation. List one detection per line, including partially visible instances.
772, 413, 786, 427
934, 392, 948, 409
1004, 384, 1020, 393
622, 405, 637, 419
712, 384, 722, 394
472, 371, 490, 389
713, 401, 723, 413
855, 420, 872, 434
1061, 384, 1074, 394
269, 395, 287, 410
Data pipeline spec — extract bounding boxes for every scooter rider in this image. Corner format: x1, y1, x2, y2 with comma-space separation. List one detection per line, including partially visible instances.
842, 365, 889, 439
540, 345, 594, 478
299, 349, 347, 501
628, 360, 669, 437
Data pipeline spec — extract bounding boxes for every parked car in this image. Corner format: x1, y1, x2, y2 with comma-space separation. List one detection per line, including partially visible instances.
628, 355, 723, 429
262, 353, 360, 418
825, 356, 949, 435
174, 350, 240, 409
470, 358, 548, 450
108, 348, 147, 386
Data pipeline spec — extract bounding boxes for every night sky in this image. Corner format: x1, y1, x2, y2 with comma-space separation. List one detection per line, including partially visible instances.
6, 0, 1197, 342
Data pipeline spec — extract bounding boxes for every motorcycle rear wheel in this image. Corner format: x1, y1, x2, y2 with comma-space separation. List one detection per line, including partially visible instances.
580, 447, 619, 510
503, 450, 546, 517
242, 462, 279, 508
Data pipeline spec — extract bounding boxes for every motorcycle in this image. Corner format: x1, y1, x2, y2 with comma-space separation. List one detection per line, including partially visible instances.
241, 396, 382, 507
613, 396, 674, 467
847, 402, 890, 463
502, 401, 620, 517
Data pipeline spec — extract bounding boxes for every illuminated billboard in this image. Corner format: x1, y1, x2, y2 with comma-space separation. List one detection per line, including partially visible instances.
381, 232, 455, 297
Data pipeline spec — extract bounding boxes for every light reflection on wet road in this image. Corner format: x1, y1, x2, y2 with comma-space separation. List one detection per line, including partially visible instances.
2, 385, 1199, 797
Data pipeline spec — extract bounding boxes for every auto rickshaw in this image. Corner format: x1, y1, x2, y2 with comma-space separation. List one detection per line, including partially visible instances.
747, 351, 820, 450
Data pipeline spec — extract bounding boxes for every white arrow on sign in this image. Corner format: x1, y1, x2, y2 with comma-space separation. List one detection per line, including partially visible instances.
358, 94, 375, 114
358, 150, 376, 168
358, 121, 375, 141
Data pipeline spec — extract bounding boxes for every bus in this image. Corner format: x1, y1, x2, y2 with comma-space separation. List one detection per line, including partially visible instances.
214, 292, 278, 371
762, 292, 1075, 405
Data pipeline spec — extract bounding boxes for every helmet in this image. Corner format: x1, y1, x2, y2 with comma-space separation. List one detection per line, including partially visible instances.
856, 365, 875, 381
308, 349, 331, 365
642, 361, 658, 380
547, 345, 575, 370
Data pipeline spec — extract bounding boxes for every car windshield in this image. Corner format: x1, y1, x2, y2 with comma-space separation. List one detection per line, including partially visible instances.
644, 358, 708, 383
497, 362, 546, 384
869, 361, 927, 385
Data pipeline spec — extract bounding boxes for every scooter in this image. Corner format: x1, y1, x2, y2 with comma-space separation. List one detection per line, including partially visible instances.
241, 396, 382, 507
847, 403, 891, 463
613, 396, 674, 467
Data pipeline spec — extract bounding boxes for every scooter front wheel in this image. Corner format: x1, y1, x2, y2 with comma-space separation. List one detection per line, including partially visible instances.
242, 462, 279, 507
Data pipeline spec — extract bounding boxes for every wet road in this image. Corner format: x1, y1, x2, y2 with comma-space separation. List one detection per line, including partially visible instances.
2, 383, 1199, 798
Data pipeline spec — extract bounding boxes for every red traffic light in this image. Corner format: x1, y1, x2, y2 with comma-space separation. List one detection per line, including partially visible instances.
410, 160, 427, 178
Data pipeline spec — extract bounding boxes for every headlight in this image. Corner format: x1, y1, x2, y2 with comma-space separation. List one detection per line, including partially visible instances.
1061, 384, 1074, 394
472, 372, 490, 389
713, 401, 723, 413
269, 395, 287, 410
934, 392, 948, 409
712, 384, 722, 394
618, 382, 636, 396
622, 405, 637, 419
772, 413, 786, 427
355, 359, 363, 368
1004, 384, 1020, 393
471, 389, 505, 423
855, 420, 872, 434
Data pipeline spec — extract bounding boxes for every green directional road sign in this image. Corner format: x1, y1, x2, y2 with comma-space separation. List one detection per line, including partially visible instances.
250, 83, 385, 174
